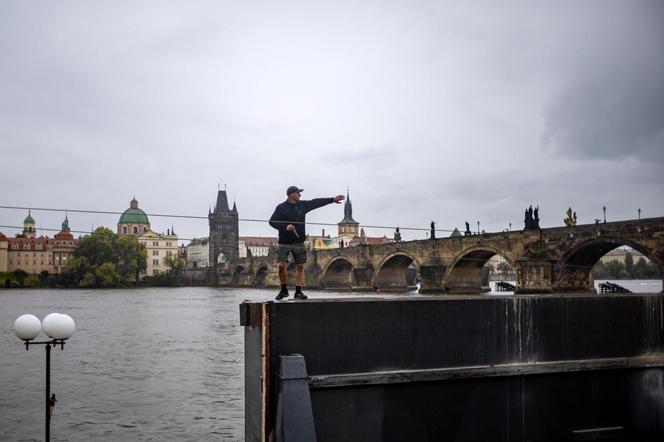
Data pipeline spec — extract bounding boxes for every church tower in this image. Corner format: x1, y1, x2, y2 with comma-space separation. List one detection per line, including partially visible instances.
337, 189, 359, 239
208, 187, 239, 267
23, 211, 36, 238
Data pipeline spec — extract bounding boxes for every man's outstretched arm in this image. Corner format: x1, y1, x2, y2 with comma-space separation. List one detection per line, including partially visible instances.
303, 195, 345, 213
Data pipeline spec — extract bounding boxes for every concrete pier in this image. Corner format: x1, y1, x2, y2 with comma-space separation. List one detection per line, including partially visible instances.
241, 293, 664, 441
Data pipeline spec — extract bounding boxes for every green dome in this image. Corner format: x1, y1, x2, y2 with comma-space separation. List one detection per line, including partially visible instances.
24, 212, 35, 224
118, 207, 150, 225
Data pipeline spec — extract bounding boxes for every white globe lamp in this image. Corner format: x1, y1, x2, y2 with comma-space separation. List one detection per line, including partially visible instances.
14, 314, 42, 341
42, 313, 76, 340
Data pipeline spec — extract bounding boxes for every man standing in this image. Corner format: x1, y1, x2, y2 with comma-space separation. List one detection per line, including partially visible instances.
269, 186, 344, 300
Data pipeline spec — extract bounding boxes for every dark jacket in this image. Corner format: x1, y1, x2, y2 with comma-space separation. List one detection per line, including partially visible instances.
269, 198, 334, 244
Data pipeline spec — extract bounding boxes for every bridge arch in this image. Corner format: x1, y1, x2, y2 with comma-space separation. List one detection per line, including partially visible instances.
554, 237, 661, 292
255, 265, 269, 286
445, 245, 514, 293
232, 264, 246, 283
321, 257, 355, 289
373, 252, 419, 291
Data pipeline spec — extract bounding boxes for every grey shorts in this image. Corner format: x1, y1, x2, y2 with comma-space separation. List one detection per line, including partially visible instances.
277, 243, 307, 264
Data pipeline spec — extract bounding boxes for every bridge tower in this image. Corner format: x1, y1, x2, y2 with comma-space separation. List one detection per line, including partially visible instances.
209, 187, 239, 269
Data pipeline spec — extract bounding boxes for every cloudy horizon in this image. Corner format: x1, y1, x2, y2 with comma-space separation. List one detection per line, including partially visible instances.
1, 1, 662, 243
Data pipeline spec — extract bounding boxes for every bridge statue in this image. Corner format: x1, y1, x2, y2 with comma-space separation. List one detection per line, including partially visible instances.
430, 221, 436, 240
524, 205, 541, 230
394, 227, 401, 243
564, 207, 578, 227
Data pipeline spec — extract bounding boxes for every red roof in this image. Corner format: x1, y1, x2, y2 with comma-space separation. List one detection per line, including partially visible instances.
0, 231, 6, 240
365, 236, 393, 245
55, 231, 74, 240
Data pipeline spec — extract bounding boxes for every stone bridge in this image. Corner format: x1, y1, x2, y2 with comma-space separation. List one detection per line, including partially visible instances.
219, 217, 664, 294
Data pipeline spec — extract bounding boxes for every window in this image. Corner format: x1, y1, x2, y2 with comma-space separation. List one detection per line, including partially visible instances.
24, 244, 30, 250
12, 243, 18, 250
143, 227, 148, 233
153, 259, 159, 265
153, 269, 159, 275
152, 250, 159, 256
123, 226, 127, 234
153, 241, 159, 247
166, 242, 172, 247
133, 226, 138, 234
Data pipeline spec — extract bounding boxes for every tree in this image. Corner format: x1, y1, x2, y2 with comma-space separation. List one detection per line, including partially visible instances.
633, 257, 649, 279
164, 252, 184, 274
625, 252, 634, 277
63, 227, 147, 287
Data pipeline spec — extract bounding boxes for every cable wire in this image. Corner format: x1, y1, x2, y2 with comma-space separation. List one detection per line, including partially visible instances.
0, 205, 459, 232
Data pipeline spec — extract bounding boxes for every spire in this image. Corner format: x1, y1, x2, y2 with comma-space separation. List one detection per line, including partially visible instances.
339, 187, 358, 225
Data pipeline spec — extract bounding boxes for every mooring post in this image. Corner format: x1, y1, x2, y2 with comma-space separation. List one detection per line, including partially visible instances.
274, 354, 316, 442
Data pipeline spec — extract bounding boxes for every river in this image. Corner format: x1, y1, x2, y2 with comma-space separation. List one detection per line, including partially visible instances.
0, 283, 661, 441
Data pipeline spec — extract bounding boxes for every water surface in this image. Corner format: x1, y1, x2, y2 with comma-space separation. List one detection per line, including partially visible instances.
1, 283, 660, 441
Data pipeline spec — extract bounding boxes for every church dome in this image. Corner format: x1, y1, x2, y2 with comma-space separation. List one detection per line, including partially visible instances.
24, 211, 35, 224
118, 199, 150, 225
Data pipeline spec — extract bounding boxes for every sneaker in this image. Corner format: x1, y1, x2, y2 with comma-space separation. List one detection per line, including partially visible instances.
294, 290, 308, 300
275, 288, 289, 300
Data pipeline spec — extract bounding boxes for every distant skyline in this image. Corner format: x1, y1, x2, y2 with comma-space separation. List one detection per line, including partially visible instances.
1, 1, 663, 242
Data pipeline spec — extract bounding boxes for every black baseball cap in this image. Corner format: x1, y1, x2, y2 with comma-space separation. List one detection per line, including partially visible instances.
287, 186, 303, 195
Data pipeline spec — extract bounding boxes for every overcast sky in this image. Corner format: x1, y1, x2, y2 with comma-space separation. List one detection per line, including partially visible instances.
1, 1, 662, 242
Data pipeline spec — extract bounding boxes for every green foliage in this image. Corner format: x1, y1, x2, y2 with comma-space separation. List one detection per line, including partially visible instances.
141, 252, 186, 287
592, 255, 661, 279
12, 269, 28, 285
625, 252, 634, 275
63, 227, 147, 288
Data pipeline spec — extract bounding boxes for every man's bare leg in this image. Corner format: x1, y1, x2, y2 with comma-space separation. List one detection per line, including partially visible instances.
278, 261, 288, 285
294, 264, 307, 299
276, 262, 289, 300
295, 264, 305, 287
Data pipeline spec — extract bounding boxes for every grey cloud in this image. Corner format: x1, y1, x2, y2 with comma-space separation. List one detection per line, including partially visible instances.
0, 1, 663, 244
541, 1, 664, 162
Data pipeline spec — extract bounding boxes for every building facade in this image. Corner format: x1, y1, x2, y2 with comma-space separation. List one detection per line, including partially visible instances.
186, 237, 210, 270
0, 231, 7, 272
138, 229, 179, 277
51, 215, 77, 274
1, 212, 78, 275
208, 189, 239, 267
599, 247, 649, 264
239, 236, 278, 258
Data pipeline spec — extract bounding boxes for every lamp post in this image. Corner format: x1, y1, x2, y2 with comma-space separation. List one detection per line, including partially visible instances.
477, 221, 480, 235
14, 313, 76, 442
603, 206, 606, 224
638, 208, 641, 220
